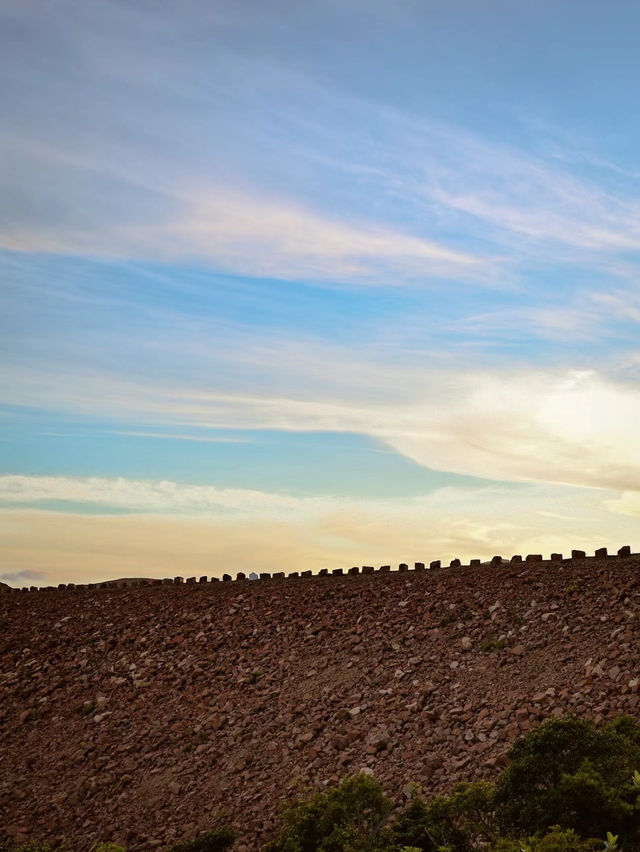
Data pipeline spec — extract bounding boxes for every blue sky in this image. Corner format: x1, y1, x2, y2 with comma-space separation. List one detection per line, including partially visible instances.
2, 0, 640, 584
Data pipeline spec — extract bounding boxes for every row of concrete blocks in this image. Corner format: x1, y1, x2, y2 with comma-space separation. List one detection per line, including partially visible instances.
9, 546, 634, 593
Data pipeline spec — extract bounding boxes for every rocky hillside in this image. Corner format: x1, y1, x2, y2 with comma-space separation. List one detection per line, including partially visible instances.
1, 549, 639, 851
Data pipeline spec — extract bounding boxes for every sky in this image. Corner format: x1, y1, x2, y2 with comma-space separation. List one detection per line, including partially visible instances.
2, 0, 640, 586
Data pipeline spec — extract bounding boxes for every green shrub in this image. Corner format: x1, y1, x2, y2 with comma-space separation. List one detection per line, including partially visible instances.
392, 781, 495, 852
264, 772, 393, 852
0, 845, 55, 852
494, 716, 640, 842
166, 827, 235, 852
491, 826, 602, 851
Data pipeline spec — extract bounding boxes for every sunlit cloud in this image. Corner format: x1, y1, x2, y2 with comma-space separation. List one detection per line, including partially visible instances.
3, 361, 640, 495
604, 492, 640, 518
0, 476, 635, 584
0, 474, 303, 515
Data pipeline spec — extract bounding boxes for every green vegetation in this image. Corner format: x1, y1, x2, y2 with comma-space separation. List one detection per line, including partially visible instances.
166, 828, 235, 852
3, 716, 640, 852
0, 830, 234, 852
264, 773, 393, 851
266, 716, 640, 852
494, 716, 640, 839
0, 846, 56, 852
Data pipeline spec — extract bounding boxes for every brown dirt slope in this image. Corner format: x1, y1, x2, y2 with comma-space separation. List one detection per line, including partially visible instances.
1, 552, 639, 851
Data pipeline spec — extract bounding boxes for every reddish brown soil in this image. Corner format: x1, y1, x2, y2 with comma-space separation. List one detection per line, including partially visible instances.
1, 554, 639, 851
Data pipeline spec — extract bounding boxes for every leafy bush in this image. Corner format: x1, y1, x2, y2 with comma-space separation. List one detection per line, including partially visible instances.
0, 845, 54, 852
166, 828, 235, 852
266, 716, 640, 851
392, 782, 495, 851
491, 826, 602, 851
494, 715, 640, 842
264, 772, 393, 852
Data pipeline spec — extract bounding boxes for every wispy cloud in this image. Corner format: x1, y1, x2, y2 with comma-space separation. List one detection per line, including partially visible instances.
0, 474, 303, 515
0, 476, 636, 583
3, 358, 640, 495
113, 188, 485, 284
3, 1, 640, 289
114, 431, 251, 444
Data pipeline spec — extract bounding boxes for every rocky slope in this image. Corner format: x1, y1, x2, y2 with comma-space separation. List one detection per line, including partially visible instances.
1, 550, 639, 851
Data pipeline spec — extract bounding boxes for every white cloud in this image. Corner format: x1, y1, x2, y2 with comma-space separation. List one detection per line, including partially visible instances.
0, 475, 636, 584
0, 475, 303, 515
114, 431, 251, 444
381, 370, 640, 492
605, 492, 640, 517
120, 188, 485, 284
3, 2, 640, 288
3, 363, 640, 495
